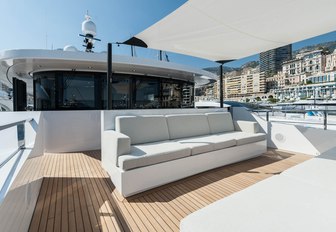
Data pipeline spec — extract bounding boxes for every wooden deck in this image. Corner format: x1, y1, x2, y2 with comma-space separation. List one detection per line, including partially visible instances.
28, 150, 311, 232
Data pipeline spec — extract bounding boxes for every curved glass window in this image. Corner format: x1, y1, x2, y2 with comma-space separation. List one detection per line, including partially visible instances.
34, 71, 194, 110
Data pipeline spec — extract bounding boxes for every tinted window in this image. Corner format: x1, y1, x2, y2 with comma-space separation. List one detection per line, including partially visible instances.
112, 75, 130, 109
34, 71, 194, 110
162, 81, 181, 108
132, 77, 160, 109
59, 73, 96, 109
34, 72, 56, 110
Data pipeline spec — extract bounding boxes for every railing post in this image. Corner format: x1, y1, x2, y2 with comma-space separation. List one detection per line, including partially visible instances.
324, 110, 327, 130
266, 111, 269, 122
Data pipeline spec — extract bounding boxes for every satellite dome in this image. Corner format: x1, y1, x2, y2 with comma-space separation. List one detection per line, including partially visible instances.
82, 15, 96, 36
63, 45, 78, 52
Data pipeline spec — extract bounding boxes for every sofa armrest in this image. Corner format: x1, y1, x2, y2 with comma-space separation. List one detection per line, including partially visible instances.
102, 130, 131, 167
234, 120, 259, 133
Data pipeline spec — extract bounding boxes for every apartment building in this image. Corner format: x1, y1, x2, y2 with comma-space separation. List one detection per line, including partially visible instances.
225, 75, 242, 98
213, 81, 219, 99
225, 68, 266, 99
300, 50, 325, 75
325, 49, 336, 72
305, 71, 336, 84
266, 49, 327, 89
266, 72, 288, 91
215, 48, 335, 101
260, 45, 292, 77
282, 58, 302, 76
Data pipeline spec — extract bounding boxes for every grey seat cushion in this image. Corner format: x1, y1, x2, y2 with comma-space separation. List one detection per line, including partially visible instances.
115, 115, 170, 145
176, 135, 236, 155
166, 114, 210, 139
118, 141, 191, 170
206, 112, 234, 134
209, 133, 237, 150
175, 136, 216, 155
235, 132, 266, 145
215, 131, 266, 146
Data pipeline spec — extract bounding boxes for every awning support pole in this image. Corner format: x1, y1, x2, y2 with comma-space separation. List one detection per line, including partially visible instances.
219, 64, 224, 108
107, 43, 113, 110
216, 60, 234, 108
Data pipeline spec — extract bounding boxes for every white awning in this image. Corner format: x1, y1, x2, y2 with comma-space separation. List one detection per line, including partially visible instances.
127, 0, 336, 62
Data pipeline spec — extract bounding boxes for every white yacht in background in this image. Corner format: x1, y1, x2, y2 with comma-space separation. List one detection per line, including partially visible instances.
1, 1, 336, 232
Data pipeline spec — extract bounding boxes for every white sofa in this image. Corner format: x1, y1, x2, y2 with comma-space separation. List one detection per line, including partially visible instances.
101, 112, 266, 197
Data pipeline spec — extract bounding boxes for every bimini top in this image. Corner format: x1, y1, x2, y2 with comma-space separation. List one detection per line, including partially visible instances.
124, 0, 336, 62
0, 49, 217, 88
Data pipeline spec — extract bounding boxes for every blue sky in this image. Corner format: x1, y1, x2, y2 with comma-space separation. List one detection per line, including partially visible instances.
1, 0, 336, 69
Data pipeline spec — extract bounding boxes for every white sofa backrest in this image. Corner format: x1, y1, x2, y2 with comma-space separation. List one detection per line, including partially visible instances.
115, 115, 170, 145
166, 114, 210, 140
206, 112, 234, 134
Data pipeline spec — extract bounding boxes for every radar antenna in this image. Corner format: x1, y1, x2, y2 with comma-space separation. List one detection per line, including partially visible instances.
79, 12, 101, 52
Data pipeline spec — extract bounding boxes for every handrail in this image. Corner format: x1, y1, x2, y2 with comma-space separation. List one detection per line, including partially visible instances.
0, 118, 33, 131
251, 109, 336, 113
0, 147, 23, 169
0, 149, 25, 203
0, 117, 36, 203
250, 109, 336, 130
0, 118, 33, 169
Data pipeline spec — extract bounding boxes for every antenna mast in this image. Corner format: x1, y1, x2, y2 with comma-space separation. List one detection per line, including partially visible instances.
79, 12, 101, 52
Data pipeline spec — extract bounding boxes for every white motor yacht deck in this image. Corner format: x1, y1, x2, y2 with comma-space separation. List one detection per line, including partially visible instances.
1, 0, 336, 231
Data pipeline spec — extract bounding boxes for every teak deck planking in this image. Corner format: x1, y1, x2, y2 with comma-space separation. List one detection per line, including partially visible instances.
28, 149, 311, 232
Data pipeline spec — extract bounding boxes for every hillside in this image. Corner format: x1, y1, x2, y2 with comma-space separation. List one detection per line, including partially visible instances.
294, 41, 336, 55
204, 66, 239, 75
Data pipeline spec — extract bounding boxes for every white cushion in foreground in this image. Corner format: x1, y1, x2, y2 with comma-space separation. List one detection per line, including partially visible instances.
180, 175, 336, 232
282, 157, 336, 191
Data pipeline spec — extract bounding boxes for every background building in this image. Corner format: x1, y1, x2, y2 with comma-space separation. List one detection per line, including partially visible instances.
300, 50, 325, 75
225, 67, 266, 99
266, 72, 287, 91
325, 49, 336, 72
260, 45, 292, 77
198, 42, 336, 103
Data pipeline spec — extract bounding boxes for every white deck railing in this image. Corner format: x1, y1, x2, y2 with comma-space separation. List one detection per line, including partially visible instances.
0, 118, 35, 202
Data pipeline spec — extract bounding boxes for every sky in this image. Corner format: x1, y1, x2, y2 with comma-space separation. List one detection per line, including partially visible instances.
1, 0, 336, 69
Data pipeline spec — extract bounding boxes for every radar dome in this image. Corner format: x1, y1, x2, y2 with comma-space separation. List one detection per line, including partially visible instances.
82, 15, 96, 36
63, 45, 78, 52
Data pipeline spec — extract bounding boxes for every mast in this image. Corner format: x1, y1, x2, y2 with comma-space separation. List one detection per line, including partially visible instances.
159, 50, 163, 61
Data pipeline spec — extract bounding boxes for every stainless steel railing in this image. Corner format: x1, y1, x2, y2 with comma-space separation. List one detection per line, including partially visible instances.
0, 118, 34, 202
251, 109, 336, 130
